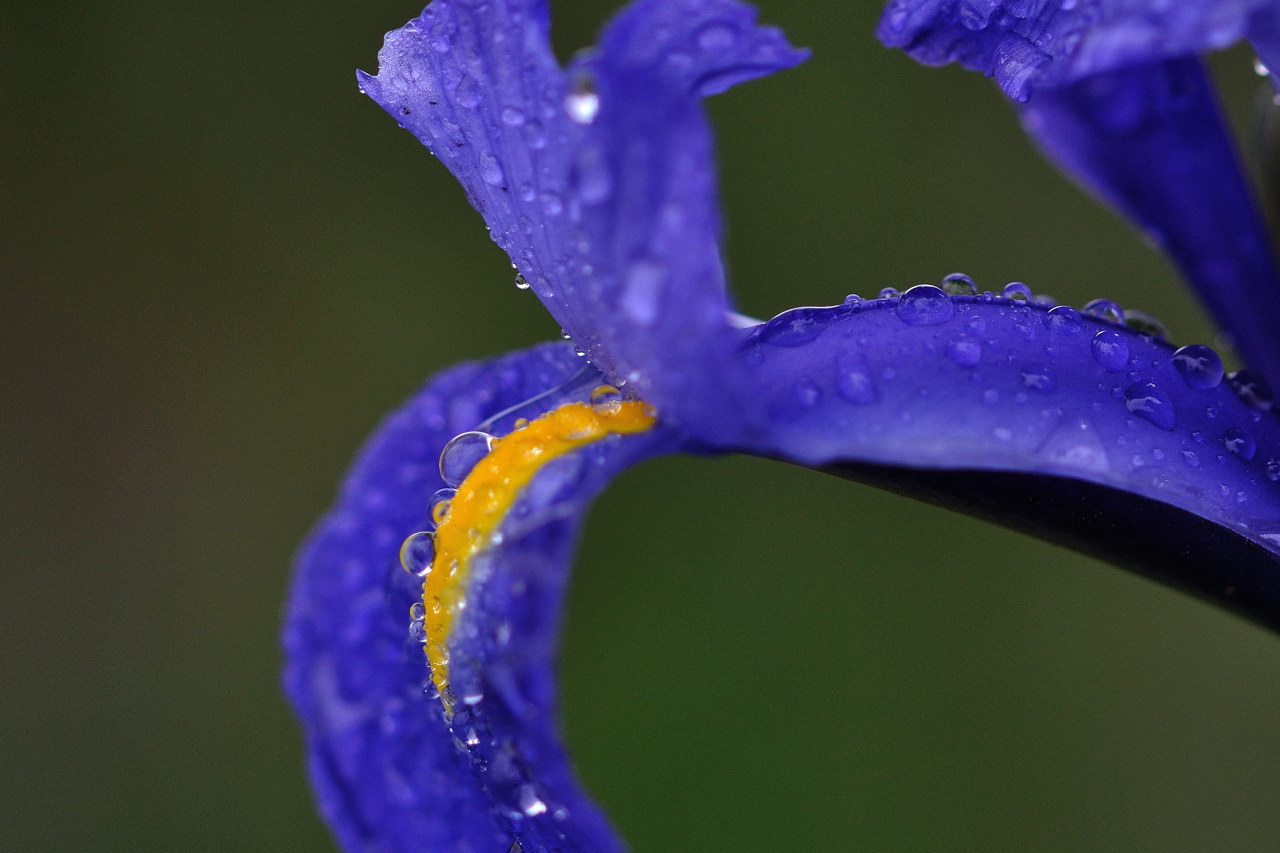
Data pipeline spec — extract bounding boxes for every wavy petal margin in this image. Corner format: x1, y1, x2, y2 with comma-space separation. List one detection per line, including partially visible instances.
283, 341, 685, 852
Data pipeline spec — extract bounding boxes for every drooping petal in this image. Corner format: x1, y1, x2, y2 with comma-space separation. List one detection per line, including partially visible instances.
358, 0, 581, 315
879, 1, 1280, 393
877, 0, 1280, 101
560, 0, 807, 428
360, 0, 806, 439
1018, 57, 1280, 393
730, 286, 1280, 627
283, 341, 685, 852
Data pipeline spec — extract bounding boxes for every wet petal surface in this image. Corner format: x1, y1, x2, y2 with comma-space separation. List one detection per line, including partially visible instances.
283, 341, 683, 852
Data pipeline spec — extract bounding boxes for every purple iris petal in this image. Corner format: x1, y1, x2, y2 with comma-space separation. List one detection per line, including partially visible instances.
1019, 58, 1280, 391
879, 1, 1280, 393
361, 0, 806, 438
284, 341, 685, 852
877, 0, 1280, 100
293, 0, 1280, 849
738, 290, 1280, 528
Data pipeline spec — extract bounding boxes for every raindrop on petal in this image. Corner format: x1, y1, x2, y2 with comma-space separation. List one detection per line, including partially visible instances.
1223, 427, 1256, 459
440, 431, 495, 486
1083, 298, 1125, 324
399, 530, 437, 576
940, 272, 977, 295
896, 284, 954, 325
1091, 329, 1130, 371
1002, 281, 1032, 301
1172, 344, 1224, 390
1124, 381, 1176, 430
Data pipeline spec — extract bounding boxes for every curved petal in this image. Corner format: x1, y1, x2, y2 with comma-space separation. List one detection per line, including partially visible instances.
360, 0, 806, 438
730, 286, 1280, 627
1018, 57, 1280, 392
563, 0, 807, 423
283, 341, 686, 852
876, 0, 1280, 101
357, 0, 579, 310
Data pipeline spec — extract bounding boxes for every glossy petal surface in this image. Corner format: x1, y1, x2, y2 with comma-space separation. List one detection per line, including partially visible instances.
877, 0, 1280, 100
360, 0, 806, 437
879, 0, 1280, 391
284, 341, 684, 852
730, 289, 1280, 619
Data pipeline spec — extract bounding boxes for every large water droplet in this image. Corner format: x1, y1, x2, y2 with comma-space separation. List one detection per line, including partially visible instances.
896, 284, 954, 326
1083, 298, 1125, 324
590, 384, 623, 415
1227, 370, 1274, 411
1046, 305, 1081, 333
1091, 329, 1130, 371
407, 616, 428, 643
513, 272, 531, 290
940, 273, 977, 295
440, 431, 495, 486
1223, 427, 1256, 459
1002, 281, 1032, 302
1172, 344, 1224, 390
1124, 381, 1176, 430
399, 530, 437, 576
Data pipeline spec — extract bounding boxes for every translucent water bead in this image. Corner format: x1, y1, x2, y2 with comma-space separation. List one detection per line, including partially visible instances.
399, 530, 436, 577
439, 431, 496, 487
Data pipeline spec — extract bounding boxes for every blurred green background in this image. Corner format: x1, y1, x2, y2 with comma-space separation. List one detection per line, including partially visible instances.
5, 0, 1280, 849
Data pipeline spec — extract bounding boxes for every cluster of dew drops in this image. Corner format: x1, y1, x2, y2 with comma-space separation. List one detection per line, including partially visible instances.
399, 385, 629, 649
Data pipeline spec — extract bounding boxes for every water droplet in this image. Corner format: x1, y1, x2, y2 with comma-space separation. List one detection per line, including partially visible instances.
835, 352, 877, 404
1223, 427, 1256, 459
590, 384, 623, 414
1227, 370, 1274, 411
407, 616, 428, 643
409, 601, 426, 621
1182, 450, 1201, 468
946, 338, 982, 367
1036, 414, 1109, 472
513, 272, 531, 290
1124, 381, 1176, 430
1266, 458, 1280, 481
1124, 309, 1168, 338
794, 378, 822, 408
1091, 329, 1130, 371
1256, 56, 1271, 77
878, 287, 900, 299
1083, 298, 1125, 324
1046, 305, 1081, 333
439, 431, 495, 486
940, 273, 977, 295
519, 785, 548, 817
430, 488, 456, 525
621, 260, 664, 325
500, 106, 526, 126
1020, 364, 1056, 392
454, 76, 483, 109
399, 530, 436, 576
1171, 344, 1223, 390
1002, 281, 1032, 301
565, 78, 600, 124
896, 284, 954, 325
421, 678, 440, 700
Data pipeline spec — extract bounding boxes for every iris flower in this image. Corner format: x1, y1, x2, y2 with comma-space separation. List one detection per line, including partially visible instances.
284, 0, 1280, 850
